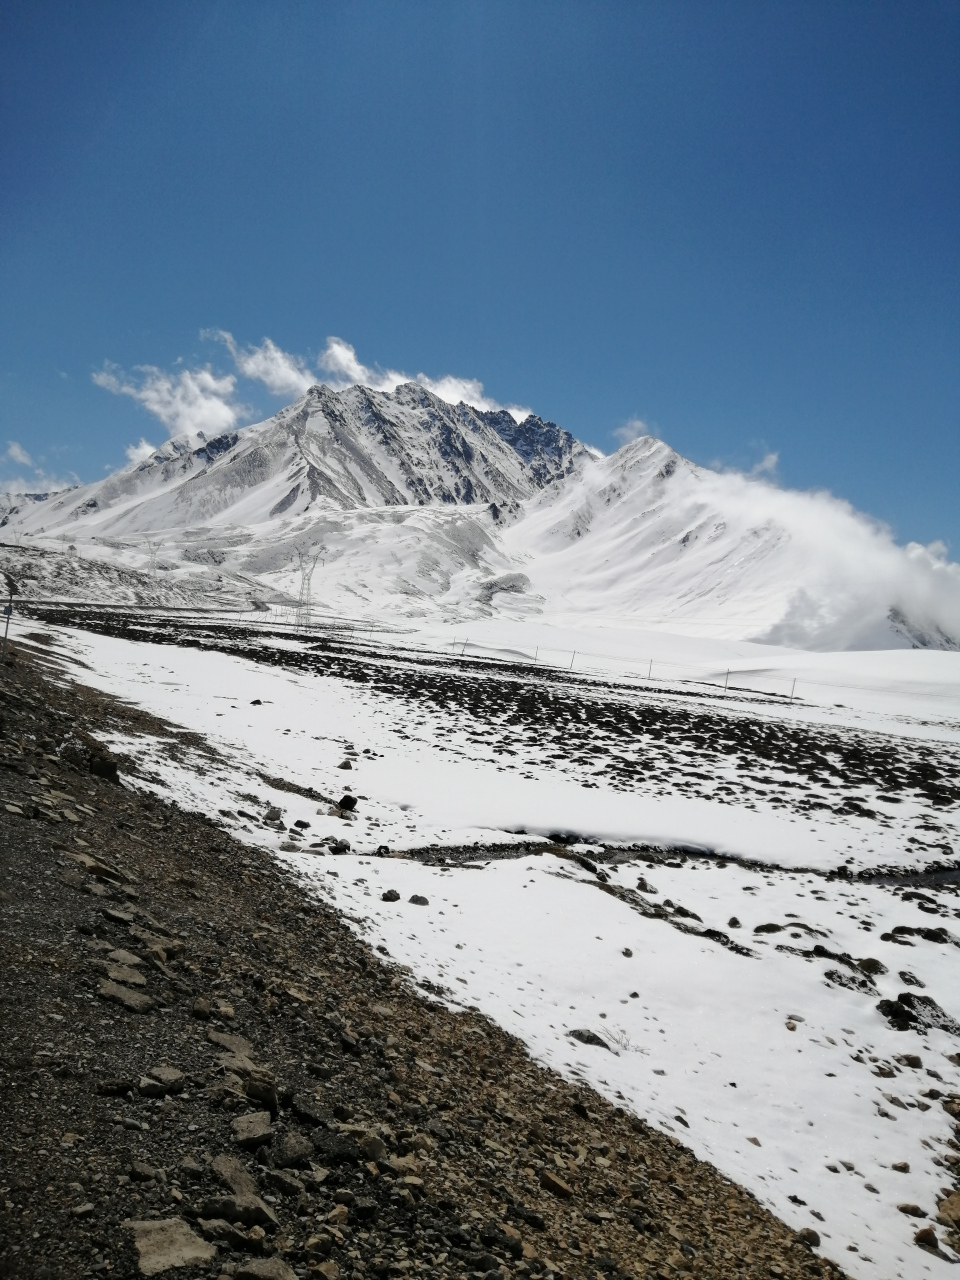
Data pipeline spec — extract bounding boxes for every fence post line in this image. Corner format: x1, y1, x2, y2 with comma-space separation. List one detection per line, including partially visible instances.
570, 650, 576, 669
790, 678, 797, 702
724, 669, 729, 692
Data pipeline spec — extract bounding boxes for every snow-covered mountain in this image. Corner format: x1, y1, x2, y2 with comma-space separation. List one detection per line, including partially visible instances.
506, 436, 960, 650
4, 380, 960, 650
15, 383, 587, 533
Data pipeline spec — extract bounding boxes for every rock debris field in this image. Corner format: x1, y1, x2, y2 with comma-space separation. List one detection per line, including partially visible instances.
0, 643, 855, 1280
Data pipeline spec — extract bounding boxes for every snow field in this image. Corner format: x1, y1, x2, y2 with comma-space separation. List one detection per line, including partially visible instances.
288, 849, 960, 1279
20, 617, 960, 1278
29, 622, 960, 874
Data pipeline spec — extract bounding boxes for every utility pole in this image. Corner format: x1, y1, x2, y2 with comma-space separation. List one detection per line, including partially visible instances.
295, 545, 323, 632
146, 539, 162, 577
1, 573, 18, 662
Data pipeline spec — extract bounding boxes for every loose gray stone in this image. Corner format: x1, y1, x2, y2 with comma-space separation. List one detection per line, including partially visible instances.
147, 1064, 185, 1091
235, 1257, 298, 1280
273, 1129, 314, 1168
125, 1217, 216, 1275
358, 1132, 387, 1162
568, 1028, 610, 1049
211, 1152, 258, 1195
208, 1027, 254, 1056
97, 961, 147, 987
197, 1217, 251, 1250
179, 1156, 205, 1180
231, 1110, 273, 1149
98, 979, 155, 1014
139, 1065, 184, 1097
200, 1193, 279, 1228
263, 1168, 305, 1196
245, 1065, 278, 1111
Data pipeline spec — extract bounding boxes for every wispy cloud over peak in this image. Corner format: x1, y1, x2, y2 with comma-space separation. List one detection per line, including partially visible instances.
750, 451, 779, 477
207, 331, 533, 421
6, 442, 32, 467
93, 334, 534, 466
124, 438, 157, 465
613, 417, 652, 446
206, 330, 315, 398
316, 337, 532, 421
93, 362, 241, 440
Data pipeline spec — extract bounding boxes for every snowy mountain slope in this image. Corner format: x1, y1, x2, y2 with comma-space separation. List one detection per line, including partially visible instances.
0, 543, 243, 608
8, 382, 586, 538
4, 381, 960, 649
505, 435, 960, 650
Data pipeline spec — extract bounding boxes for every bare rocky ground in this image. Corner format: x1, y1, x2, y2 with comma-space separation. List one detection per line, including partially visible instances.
0, 643, 849, 1280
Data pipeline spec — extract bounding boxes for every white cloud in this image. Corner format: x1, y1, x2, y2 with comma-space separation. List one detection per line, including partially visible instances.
125, 438, 157, 465
0, 465, 78, 495
750, 451, 779, 477
216, 332, 533, 421
205, 330, 315, 398
670, 462, 960, 650
612, 417, 650, 446
0, 440, 78, 494
6, 442, 32, 466
93, 362, 240, 439
315, 337, 532, 421
94, 335, 534, 458
315, 336, 373, 387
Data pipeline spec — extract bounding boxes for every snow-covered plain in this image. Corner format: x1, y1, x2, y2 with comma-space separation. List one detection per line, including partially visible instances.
18, 612, 960, 1280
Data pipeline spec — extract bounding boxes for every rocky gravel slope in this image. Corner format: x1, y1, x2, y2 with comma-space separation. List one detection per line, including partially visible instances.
0, 644, 849, 1280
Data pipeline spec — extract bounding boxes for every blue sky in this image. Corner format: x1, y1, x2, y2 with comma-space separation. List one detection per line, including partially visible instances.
1, 1, 958, 546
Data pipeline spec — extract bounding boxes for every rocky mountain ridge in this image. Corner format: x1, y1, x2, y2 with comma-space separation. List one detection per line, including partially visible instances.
3, 384, 588, 537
